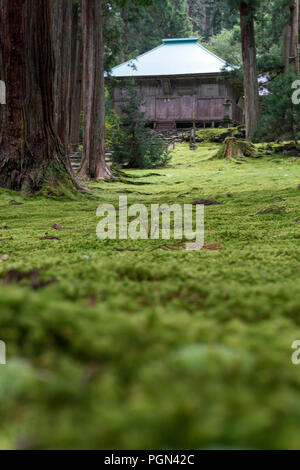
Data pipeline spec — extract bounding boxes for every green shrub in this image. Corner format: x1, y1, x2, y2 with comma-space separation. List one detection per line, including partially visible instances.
105, 109, 122, 149
110, 81, 171, 169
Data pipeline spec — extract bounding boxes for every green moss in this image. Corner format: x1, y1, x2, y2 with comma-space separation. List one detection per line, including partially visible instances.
195, 127, 244, 143
213, 137, 258, 162
1, 141, 300, 449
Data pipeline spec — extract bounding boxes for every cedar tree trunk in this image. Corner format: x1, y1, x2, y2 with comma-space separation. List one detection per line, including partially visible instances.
80, 0, 111, 180
51, 0, 73, 155
239, 2, 260, 140
0, 0, 85, 193
69, 2, 83, 152
283, 0, 299, 75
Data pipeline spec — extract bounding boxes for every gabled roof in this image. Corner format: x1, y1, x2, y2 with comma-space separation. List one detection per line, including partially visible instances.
109, 38, 228, 78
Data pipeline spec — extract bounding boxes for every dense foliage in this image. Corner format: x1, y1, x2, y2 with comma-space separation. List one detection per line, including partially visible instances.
110, 83, 170, 169
253, 73, 300, 142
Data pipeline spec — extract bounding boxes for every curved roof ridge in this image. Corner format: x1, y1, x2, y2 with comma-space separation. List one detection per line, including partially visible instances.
162, 37, 199, 43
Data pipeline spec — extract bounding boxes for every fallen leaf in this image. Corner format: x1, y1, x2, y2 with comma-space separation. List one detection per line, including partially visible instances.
150, 241, 186, 252
0, 237, 13, 242
9, 200, 23, 206
52, 224, 67, 230
40, 236, 61, 240
114, 248, 138, 252
52, 224, 80, 231
192, 199, 222, 206
202, 243, 222, 251
250, 206, 285, 216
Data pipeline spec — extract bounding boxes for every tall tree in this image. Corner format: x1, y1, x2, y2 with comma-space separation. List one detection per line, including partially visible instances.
0, 0, 84, 193
51, 0, 73, 155
225, 0, 260, 140
69, 1, 83, 152
113, 0, 192, 59
188, 0, 239, 39
239, 1, 260, 140
80, 0, 111, 179
51, 0, 82, 153
282, 0, 299, 74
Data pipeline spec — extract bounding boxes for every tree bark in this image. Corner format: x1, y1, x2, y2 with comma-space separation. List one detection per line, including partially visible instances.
51, 0, 73, 155
239, 2, 260, 141
188, 0, 195, 18
0, 18, 4, 130
202, 4, 207, 36
291, 0, 299, 75
282, 21, 292, 73
0, 0, 86, 193
282, 0, 299, 75
69, 2, 82, 152
80, 0, 111, 179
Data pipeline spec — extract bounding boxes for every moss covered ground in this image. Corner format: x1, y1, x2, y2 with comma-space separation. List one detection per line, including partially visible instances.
1, 139, 300, 449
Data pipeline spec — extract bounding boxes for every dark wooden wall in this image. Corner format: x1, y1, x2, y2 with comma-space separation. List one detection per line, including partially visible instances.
113, 76, 243, 125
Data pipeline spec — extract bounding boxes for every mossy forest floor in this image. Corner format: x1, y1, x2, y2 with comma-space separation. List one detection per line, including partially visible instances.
1, 136, 300, 449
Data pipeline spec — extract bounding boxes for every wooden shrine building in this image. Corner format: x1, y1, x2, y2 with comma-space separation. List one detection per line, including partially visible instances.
109, 38, 244, 130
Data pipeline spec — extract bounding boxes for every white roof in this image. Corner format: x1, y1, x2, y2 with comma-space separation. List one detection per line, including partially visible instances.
110, 38, 228, 78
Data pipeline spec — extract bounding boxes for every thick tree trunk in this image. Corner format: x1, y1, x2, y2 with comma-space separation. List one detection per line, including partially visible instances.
239, 2, 260, 141
291, 0, 299, 75
282, 0, 299, 75
51, 0, 73, 155
0, 0, 85, 193
0, 22, 4, 129
69, 3, 82, 152
80, 0, 111, 179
